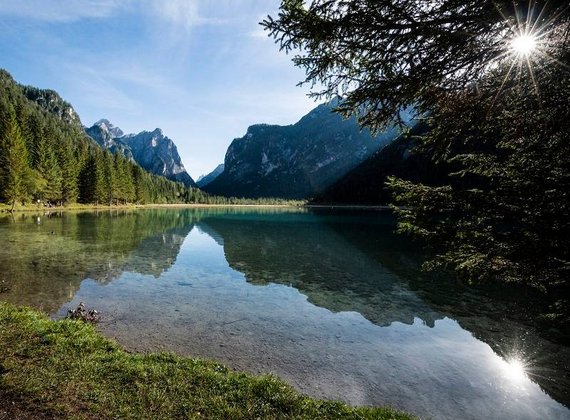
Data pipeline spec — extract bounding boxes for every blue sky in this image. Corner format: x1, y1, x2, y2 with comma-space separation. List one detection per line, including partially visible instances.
0, 0, 318, 178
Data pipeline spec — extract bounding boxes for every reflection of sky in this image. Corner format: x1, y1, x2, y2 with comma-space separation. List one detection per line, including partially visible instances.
60, 228, 570, 420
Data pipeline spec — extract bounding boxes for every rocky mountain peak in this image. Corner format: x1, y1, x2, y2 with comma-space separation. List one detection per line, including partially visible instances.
94, 119, 124, 138
85, 120, 196, 187
204, 100, 408, 199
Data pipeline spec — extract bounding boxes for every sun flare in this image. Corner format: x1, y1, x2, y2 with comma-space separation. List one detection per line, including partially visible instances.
511, 34, 537, 57
502, 357, 527, 382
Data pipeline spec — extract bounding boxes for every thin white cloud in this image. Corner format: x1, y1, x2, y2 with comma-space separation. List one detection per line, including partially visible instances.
152, 0, 199, 29
0, 0, 228, 27
0, 0, 129, 22
59, 62, 140, 114
104, 63, 176, 92
150, 0, 228, 31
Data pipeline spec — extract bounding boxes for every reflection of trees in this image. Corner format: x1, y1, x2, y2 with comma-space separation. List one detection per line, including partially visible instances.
198, 210, 568, 408
0, 207, 308, 313
198, 212, 441, 328
0, 210, 197, 312
320, 211, 570, 409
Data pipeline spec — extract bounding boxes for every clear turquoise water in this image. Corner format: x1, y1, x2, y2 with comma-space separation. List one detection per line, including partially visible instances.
0, 208, 568, 420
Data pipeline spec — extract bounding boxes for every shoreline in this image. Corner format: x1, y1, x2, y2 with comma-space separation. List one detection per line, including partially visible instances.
0, 302, 413, 419
1, 202, 392, 213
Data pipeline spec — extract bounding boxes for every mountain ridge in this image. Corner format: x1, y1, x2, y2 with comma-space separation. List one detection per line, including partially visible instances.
0, 68, 192, 206
204, 102, 410, 199
197, 164, 225, 188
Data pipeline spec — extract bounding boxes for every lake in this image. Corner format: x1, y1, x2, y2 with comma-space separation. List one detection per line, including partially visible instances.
0, 208, 568, 420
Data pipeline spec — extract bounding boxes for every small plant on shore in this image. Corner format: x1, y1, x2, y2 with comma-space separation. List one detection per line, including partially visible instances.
67, 302, 101, 323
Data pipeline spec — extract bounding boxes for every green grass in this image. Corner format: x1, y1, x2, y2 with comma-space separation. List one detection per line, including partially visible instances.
0, 202, 306, 214
0, 303, 414, 419
0, 202, 134, 213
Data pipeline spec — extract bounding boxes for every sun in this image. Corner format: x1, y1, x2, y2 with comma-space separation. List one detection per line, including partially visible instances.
501, 357, 527, 382
511, 33, 537, 57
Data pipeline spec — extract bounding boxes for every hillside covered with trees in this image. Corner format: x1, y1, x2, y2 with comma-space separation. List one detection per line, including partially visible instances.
0, 70, 194, 209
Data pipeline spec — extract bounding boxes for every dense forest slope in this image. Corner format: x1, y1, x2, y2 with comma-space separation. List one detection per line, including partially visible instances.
0, 69, 191, 207
313, 123, 447, 205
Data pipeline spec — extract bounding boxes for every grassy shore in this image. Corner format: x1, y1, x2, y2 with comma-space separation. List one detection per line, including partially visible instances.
0, 203, 394, 215
0, 202, 124, 213
0, 202, 307, 213
0, 303, 414, 419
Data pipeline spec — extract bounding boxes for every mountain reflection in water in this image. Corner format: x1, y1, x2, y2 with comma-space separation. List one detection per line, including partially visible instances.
0, 208, 568, 420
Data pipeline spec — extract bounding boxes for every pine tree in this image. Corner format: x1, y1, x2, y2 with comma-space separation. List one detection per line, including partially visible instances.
112, 153, 135, 204
388, 51, 570, 298
57, 141, 79, 204
102, 151, 116, 205
132, 165, 147, 204
14, 100, 34, 165
122, 160, 135, 204
35, 135, 63, 204
78, 150, 105, 204
0, 110, 31, 211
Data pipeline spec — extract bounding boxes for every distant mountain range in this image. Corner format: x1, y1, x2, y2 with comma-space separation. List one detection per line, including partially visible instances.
85, 120, 196, 187
7, 63, 432, 203
196, 164, 225, 188
20, 78, 197, 189
204, 101, 411, 199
